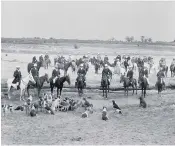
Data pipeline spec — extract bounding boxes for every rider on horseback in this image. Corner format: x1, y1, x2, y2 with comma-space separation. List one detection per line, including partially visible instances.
97, 53, 101, 61
127, 66, 134, 84
32, 56, 37, 64
157, 67, 165, 87
44, 52, 49, 61
30, 64, 39, 86
76, 64, 86, 87
68, 54, 72, 62
104, 55, 109, 64
39, 55, 44, 63
171, 58, 175, 66
51, 66, 60, 84
143, 66, 149, 86
12, 66, 22, 90
101, 64, 112, 86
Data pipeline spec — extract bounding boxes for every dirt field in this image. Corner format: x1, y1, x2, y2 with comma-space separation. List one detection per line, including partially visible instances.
1, 43, 175, 145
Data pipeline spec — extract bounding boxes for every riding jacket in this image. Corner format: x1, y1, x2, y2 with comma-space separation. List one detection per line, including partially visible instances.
39, 56, 44, 62
31, 67, 39, 77
102, 68, 112, 78
52, 69, 60, 78
77, 68, 86, 76
44, 55, 49, 60
32, 56, 37, 64
13, 70, 22, 83
127, 70, 134, 79
144, 69, 149, 78
157, 71, 165, 79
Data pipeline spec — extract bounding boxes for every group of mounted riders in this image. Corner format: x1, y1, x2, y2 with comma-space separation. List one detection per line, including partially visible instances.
11, 52, 175, 97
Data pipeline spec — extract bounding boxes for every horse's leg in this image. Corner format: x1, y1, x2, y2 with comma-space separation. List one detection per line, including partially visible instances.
57, 88, 59, 97
20, 89, 23, 101
105, 86, 107, 99
27, 85, 30, 97
102, 86, 104, 97
132, 85, 134, 95
38, 88, 41, 98
144, 88, 146, 98
136, 83, 137, 95
127, 87, 129, 96
7, 85, 11, 99
60, 87, 62, 96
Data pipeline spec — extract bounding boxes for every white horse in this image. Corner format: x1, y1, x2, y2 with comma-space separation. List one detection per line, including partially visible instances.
7, 74, 36, 101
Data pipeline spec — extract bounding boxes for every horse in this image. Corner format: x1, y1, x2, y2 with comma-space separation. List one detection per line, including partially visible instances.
57, 61, 75, 76
156, 77, 165, 97
43, 58, 51, 69
27, 61, 42, 73
27, 74, 49, 98
83, 62, 89, 73
170, 64, 175, 77
120, 75, 137, 96
76, 74, 85, 96
7, 74, 36, 101
138, 76, 148, 98
76, 58, 84, 67
50, 75, 71, 97
101, 75, 110, 98
94, 62, 101, 74
161, 65, 168, 77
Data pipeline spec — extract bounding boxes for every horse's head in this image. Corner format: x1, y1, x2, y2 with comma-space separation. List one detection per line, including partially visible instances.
65, 74, 71, 85
28, 74, 36, 84
44, 73, 49, 83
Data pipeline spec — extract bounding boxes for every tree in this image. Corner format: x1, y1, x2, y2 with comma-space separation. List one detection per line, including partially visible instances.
130, 36, 134, 42
125, 36, 130, 42
148, 38, 152, 43
141, 36, 145, 42
144, 38, 148, 43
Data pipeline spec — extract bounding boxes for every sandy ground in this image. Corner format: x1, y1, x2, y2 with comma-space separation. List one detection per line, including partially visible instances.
1, 90, 175, 145
1, 43, 175, 145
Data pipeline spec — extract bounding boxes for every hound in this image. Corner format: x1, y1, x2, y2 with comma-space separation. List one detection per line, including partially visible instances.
102, 106, 109, 121
112, 100, 122, 114
2, 104, 13, 117
139, 96, 147, 108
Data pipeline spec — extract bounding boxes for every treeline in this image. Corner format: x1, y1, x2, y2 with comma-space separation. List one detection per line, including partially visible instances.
1, 37, 175, 46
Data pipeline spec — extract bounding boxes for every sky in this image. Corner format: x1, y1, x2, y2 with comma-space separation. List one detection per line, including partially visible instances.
1, 1, 175, 41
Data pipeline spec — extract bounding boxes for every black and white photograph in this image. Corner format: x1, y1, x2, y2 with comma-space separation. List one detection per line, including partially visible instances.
1, 1, 175, 145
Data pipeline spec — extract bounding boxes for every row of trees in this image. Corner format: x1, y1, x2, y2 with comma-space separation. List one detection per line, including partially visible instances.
125, 36, 152, 43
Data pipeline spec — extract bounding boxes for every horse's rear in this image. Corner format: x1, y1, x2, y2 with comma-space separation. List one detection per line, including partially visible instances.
77, 76, 84, 96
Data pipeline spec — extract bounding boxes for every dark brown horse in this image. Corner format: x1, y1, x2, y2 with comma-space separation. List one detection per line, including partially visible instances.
76, 74, 85, 96
120, 75, 137, 96
50, 75, 70, 97
101, 75, 110, 99
156, 77, 165, 97
27, 74, 49, 97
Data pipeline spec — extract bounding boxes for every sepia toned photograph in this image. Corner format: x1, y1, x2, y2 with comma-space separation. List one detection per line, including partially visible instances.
1, 1, 175, 145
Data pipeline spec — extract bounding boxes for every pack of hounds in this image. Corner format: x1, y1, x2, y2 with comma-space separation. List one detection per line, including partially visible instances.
2, 94, 147, 120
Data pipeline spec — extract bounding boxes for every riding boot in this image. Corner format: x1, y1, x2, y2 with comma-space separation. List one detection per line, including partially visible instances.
17, 81, 20, 90
84, 81, 86, 87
